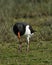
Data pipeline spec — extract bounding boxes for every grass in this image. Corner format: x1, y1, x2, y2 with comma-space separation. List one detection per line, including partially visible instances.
0, 16, 52, 65
0, 41, 52, 65
0, 0, 52, 65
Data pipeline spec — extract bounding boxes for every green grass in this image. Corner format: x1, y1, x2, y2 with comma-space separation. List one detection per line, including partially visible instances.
0, 16, 52, 65
0, 0, 52, 65
0, 41, 52, 65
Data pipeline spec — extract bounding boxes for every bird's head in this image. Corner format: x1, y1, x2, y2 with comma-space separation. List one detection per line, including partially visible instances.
31, 29, 37, 36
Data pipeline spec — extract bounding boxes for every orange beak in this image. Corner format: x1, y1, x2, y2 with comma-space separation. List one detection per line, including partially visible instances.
18, 32, 20, 39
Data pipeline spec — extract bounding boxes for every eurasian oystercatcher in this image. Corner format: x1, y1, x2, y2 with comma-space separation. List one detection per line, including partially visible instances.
13, 22, 35, 51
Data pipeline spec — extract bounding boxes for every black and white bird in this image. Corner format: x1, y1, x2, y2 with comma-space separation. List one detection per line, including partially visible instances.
13, 22, 35, 51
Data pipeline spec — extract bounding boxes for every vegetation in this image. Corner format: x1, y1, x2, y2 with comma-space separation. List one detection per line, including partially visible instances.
0, 41, 52, 65
0, 0, 52, 65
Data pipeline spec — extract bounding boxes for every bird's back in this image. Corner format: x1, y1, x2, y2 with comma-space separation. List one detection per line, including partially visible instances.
13, 22, 27, 36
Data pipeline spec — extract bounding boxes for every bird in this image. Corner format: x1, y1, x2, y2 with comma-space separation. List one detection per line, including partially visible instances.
13, 22, 35, 51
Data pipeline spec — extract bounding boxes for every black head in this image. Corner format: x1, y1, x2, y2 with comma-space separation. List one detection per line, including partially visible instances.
29, 25, 35, 33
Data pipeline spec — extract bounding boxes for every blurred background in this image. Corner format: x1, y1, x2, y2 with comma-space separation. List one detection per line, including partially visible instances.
0, 0, 52, 43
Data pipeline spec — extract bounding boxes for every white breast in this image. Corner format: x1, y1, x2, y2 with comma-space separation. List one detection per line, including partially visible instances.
25, 25, 31, 35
